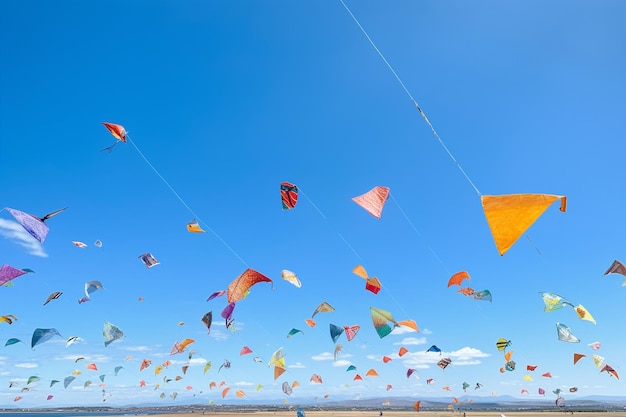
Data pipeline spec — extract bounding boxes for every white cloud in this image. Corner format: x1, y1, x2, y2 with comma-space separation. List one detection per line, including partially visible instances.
332, 359, 352, 367
393, 337, 427, 346
288, 362, 306, 369
0, 218, 47, 257
233, 381, 256, 386
122, 345, 153, 352
311, 352, 334, 361
421, 328, 432, 334
15, 363, 38, 369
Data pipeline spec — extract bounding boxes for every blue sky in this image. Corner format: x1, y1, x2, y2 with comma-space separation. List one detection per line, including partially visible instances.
1, 0, 625, 409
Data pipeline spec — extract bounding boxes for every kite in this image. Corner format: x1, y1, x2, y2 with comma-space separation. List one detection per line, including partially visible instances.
85, 280, 104, 298
539, 292, 575, 312
269, 348, 285, 368
64, 376, 76, 389
542, 372, 552, 378
526, 365, 538, 371
556, 322, 580, 343
240, 346, 253, 355
588, 341, 601, 350
0, 314, 18, 325
43, 291, 62, 305
334, 344, 343, 360
573, 353, 586, 364
310, 374, 323, 383
426, 345, 442, 354
406, 368, 417, 378
457, 287, 475, 296
600, 364, 619, 379
101, 122, 127, 152
202, 362, 211, 375
94, 240, 103, 247
330, 323, 344, 343
346, 365, 357, 372
27, 376, 41, 385
496, 338, 511, 352
66, 336, 82, 348
370, 307, 417, 338
592, 354, 605, 368
274, 366, 286, 380
4, 207, 67, 243
72, 241, 87, 248
206, 290, 226, 301
170, 338, 195, 355
352, 186, 390, 219
574, 304, 596, 324
227, 268, 273, 303
280, 182, 299, 210
235, 389, 245, 398
414, 401, 421, 412
448, 271, 470, 287
140, 359, 152, 371
426, 378, 434, 384
201, 312, 212, 333
0, 265, 27, 287
282, 381, 293, 396
604, 260, 626, 276
437, 358, 452, 369
311, 301, 335, 318
344, 325, 360, 341
287, 328, 303, 338
221, 387, 230, 399
281, 270, 302, 288
365, 368, 379, 377
382, 356, 392, 363
473, 289, 492, 302
31, 328, 62, 349
187, 219, 205, 233
138, 253, 160, 268
352, 264, 382, 294
5, 338, 23, 346
353, 374, 363, 381
538, 388, 545, 395
481, 193, 566, 255
221, 302, 235, 329
218, 359, 231, 373
103, 321, 124, 346
398, 346, 408, 357
114, 366, 124, 376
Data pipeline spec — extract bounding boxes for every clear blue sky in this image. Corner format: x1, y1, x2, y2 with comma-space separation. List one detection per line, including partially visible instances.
1, 0, 625, 409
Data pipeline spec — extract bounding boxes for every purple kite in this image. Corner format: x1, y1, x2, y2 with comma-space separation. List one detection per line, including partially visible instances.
4, 207, 67, 243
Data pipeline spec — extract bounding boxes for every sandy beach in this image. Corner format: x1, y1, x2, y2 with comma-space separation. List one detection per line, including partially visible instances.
103, 410, 626, 417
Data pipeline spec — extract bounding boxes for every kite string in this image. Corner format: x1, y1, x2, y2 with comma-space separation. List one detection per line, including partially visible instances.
338, 0, 482, 197
388, 193, 451, 277
127, 136, 248, 267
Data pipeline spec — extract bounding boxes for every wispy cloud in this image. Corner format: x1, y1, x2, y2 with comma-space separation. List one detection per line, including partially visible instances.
288, 362, 306, 369
0, 219, 47, 257
15, 362, 38, 369
332, 359, 352, 367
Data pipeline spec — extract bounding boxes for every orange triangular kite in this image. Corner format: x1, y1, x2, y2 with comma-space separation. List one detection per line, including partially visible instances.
274, 366, 286, 380
352, 264, 368, 280
398, 347, 409, 357
397, 319, 419, 333
382, 356, 392, 363
352, 186, 390, 219
573, 353, 586, 365
365, 368, 379, 377
481, 194, 566, 255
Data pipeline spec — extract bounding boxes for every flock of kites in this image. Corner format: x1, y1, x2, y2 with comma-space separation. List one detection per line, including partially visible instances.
1, 120, 623, 409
